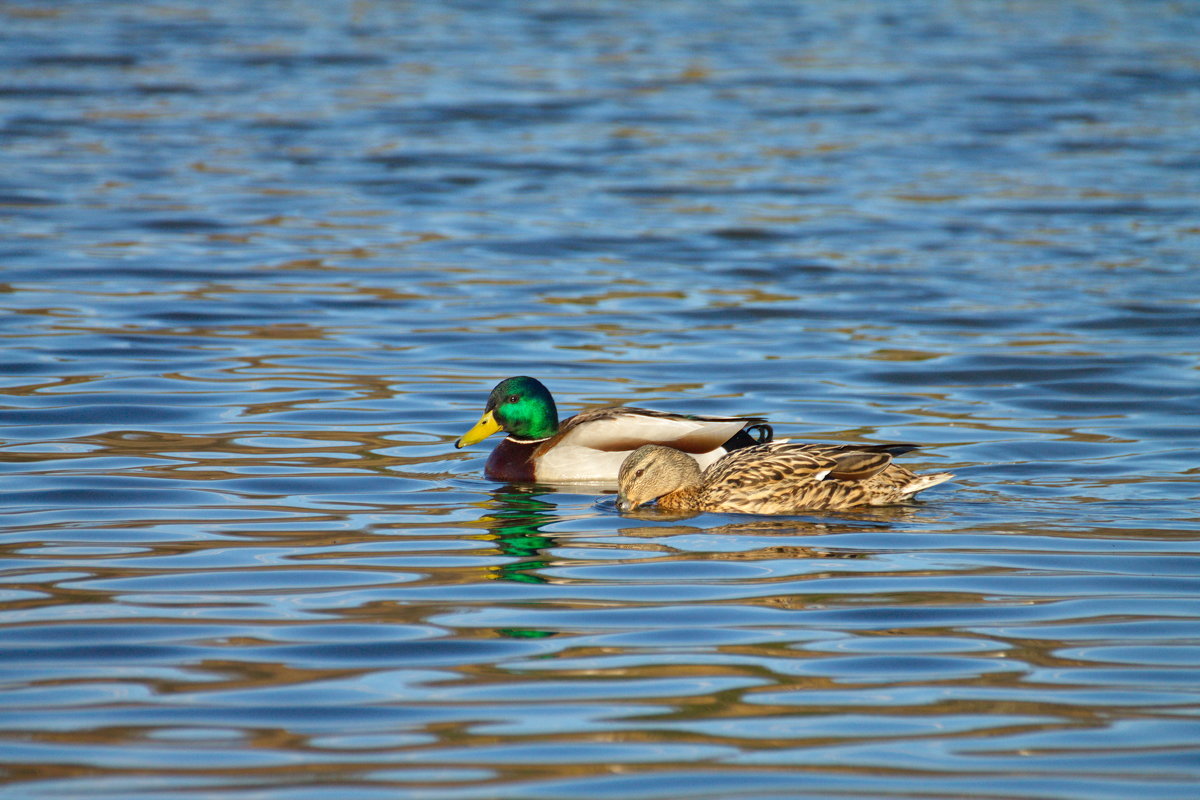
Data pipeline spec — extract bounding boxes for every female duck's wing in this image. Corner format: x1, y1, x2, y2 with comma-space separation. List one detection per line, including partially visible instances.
700, 440, 952, 510
701, 441, 832, 487
820, 450, 896, 481
702, 441, 913, 486
691, 442, 892, 513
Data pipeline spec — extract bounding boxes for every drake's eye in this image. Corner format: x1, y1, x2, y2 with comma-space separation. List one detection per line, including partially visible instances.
506, 394, 519, 404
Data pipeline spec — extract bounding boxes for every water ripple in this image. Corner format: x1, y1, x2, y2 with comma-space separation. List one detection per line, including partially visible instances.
1, 1, 1198, 799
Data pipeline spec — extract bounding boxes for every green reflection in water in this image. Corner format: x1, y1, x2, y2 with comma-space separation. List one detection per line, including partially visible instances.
475, 485, 566, 639
478, 484, 559, 584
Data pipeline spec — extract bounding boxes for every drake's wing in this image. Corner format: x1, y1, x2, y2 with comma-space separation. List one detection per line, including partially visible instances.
556, 407, 756, 454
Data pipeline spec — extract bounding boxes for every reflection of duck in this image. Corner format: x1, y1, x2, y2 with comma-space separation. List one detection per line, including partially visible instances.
476, 485, 559, 578
471, 485, 560, 637
456, 376, 771, 483
617, 441, 953, 514
615, 519, 876, 560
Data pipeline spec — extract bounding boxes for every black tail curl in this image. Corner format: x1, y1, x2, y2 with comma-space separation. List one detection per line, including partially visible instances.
722, 423, 774, 451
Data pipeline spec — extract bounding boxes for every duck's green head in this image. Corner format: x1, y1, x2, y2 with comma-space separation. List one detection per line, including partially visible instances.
455, 376, 560, 447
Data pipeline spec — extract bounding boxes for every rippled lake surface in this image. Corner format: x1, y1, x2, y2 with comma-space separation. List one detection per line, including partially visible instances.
2, 2, 1199, 798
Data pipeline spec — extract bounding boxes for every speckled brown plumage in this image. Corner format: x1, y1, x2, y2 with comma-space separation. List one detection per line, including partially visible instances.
617, 441, 954, 514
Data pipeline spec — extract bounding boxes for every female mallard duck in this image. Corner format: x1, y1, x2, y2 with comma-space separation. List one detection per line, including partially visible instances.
617, 440, 953, 514
455, 376, 772, 483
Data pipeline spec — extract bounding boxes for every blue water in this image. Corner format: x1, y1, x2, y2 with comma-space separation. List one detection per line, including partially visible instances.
2, 1, 1199, 798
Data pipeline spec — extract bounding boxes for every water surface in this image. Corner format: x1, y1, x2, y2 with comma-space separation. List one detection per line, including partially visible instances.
1, 2, 1199, 798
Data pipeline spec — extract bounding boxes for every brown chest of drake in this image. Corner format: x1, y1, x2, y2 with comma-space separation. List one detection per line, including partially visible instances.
484, 438, 539, 482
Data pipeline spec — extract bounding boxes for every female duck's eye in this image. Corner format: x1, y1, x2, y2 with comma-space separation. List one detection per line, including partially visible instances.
635, 468, 645, 478
506, 394, 519, 404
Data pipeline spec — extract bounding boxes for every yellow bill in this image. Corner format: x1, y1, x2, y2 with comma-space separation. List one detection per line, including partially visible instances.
455, 409, 502, 448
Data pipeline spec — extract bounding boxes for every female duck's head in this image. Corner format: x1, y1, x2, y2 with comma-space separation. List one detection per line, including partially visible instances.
616, 444, 702, 511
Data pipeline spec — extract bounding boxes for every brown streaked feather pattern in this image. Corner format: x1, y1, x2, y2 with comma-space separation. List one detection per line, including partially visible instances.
618, 441, 954, 515
823, 451, 894, 481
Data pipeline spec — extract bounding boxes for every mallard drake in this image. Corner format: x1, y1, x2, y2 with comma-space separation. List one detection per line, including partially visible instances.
455, 376, 772, 483
617, 440, 953, 514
